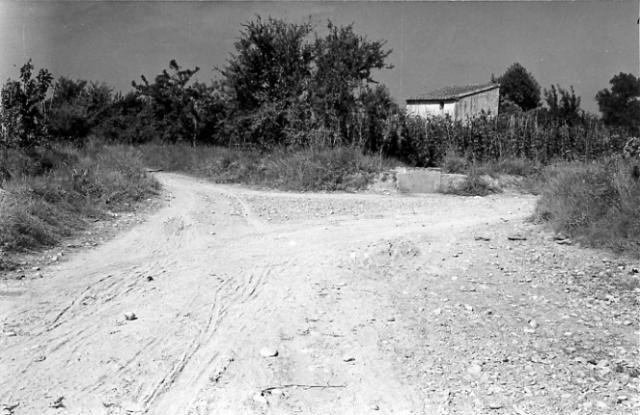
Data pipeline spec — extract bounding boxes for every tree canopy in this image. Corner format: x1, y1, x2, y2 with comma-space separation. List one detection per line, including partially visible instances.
494, 63, 541, 112
595, 72, 640, 134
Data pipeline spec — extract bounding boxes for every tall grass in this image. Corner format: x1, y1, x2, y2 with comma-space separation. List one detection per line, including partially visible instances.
140, 143, 400, 192
534, 156, 640, 254
0, 143, 159, 252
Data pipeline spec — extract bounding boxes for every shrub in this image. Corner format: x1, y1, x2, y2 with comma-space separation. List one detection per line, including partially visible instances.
140, 143, 397, 192
534, 156, 640, 254
0, 143, 158, 251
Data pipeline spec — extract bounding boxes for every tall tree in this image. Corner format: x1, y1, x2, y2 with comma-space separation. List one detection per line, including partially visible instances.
495, 63, 541, 112
312, 21, 393, 143
595, 72, 640, 134
133, 60, 211, 144
47, 77, 113, 143
0, 60, 53, 148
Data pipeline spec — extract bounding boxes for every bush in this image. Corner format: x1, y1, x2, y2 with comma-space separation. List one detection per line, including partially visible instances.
534, 156, 640, 254
140, 143, 397, 192
0, 143, 159, 251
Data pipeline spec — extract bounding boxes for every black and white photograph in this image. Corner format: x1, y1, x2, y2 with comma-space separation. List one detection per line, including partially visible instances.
1, 1, 639, 414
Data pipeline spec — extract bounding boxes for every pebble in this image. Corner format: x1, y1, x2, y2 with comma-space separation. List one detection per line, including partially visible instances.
259, 347, 278, 358
342, 355, 356, 362
124, 312, 137, 321
369, 403, 380, 410
528, 319, 539, 329
487, 401, 503, 410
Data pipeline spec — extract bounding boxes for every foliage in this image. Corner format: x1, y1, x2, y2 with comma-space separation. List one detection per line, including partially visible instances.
0, 142, 158, 251
543, 84, 581, 124
0, 60, 53, 148
534, 154, 640, 254
493, 62, 541, 112
595, 72, 640, 135
217, 17, 393, 148
47, 77, 113, 143
140, 143, 397, 192
133, 60, 222, 145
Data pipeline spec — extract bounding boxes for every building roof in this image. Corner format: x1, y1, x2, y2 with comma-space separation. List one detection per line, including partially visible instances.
407, 82, 499, 102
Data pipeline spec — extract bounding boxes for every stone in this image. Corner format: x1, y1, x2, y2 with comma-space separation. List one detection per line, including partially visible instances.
507, 234, 527, 241
487, 401, 503, 410
259, 347, 278, 358
342, 355, 356, 362
528, 319, 539, 329
369, 403, 380, 410
124, 312, 137, 321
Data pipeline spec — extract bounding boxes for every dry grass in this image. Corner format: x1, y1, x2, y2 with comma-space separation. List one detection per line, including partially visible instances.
0, 143, 159, 252
140, 143, 400, 192
533, 157, 640, 255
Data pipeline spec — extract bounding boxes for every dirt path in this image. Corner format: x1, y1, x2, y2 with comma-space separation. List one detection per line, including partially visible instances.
1, 173, 638, 415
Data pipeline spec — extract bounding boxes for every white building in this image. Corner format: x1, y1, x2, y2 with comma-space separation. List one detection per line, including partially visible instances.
406, 83, 500, 121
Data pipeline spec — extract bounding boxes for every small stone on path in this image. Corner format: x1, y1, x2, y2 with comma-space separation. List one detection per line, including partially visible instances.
124, 312, 137, 321
259, 347, 278, 358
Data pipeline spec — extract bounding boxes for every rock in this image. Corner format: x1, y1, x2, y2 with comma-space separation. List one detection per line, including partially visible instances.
49, 396, 65, 409
463, 304, 474, 312
528, 319, 539, 329
369, 403, 380, 410
387, 316, 396, 322
507, 234, 527, 241
342, 355, 356, 362
487, 401, 503, 409
474, 235, 491, 241
124, 312, 137, 321
259, 347, 278, 358
623, 320, 632, 326
616, 395, 628, 403
433, 308, 442, 315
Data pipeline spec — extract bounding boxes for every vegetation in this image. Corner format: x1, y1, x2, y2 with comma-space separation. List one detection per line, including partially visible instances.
2, 16, 640, 253
141, 143, 396, 192
0, 143, 158, 252
492, 62, 541, 112
595, 72, 640, 135
533, 141, 640, 255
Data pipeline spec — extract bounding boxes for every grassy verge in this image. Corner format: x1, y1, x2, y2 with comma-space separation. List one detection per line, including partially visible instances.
533, 157, 640, 255
0, 143, 159, 254
140, 143, 398, 192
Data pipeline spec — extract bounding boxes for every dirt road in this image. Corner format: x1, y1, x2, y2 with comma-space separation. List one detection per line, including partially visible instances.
1, 173, 638, 415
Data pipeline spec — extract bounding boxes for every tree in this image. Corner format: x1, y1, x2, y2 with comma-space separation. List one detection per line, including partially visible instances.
312, 21, 393, 144
47, 77, 113, 143
0, 60, 53, 148
133, 59, 214, 145
595, 72, 640, 134
495, 63, 541, 112
544, 84, 581, 124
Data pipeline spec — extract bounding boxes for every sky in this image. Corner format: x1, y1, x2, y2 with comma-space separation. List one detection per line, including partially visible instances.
0, 1, 638, 113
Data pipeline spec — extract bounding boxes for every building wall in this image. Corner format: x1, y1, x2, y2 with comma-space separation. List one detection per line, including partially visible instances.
454, 88, 499, 121
406, 101, 456, 118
